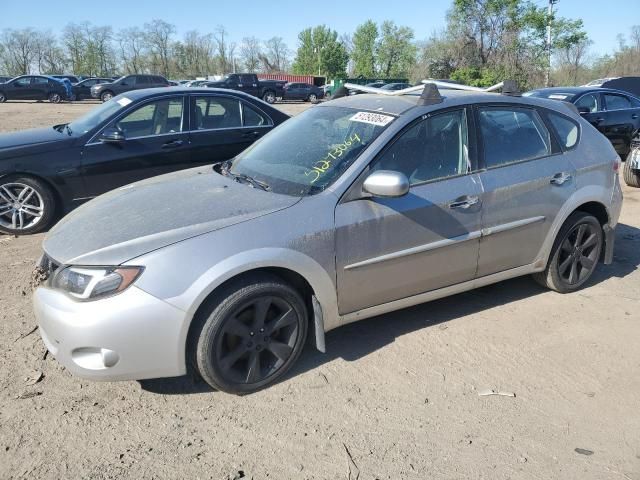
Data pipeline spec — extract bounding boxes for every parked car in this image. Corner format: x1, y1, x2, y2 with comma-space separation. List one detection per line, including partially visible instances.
203, 73, 286, 104
71, 77, 114, 100
0, 88, 289, 235
584, 77, 640, 98
365, 82, 386, 88
624, 134, 640, 187
283, 82, 323, 102
380, 82, 413, 91
0, 75, 68, 103
51, 75, 80, 84
91, 74, 170, 102
32, 84, 622, 394
186, 80, 209, 87
525, 87, 640, 157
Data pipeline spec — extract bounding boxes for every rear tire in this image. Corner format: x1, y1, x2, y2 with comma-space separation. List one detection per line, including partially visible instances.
308, 93, 318, 103
0, 91, 6, 103
189, 273, 308, 395
0, 175, 56, 235
262, 90, 276, 104
100, 91, 114, 102
533, 212, 602, 293
623, 154, 640, 188
47, 92, 62, 103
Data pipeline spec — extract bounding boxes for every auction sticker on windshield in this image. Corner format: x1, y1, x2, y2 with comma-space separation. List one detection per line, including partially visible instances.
349, 111, 394, 127
117, 97, 132, 107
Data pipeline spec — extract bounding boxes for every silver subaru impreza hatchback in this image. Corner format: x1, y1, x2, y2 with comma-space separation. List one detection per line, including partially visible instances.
33, 84, 623, 394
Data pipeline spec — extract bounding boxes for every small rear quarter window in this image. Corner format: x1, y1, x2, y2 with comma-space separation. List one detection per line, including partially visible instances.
547, 112, 579, 149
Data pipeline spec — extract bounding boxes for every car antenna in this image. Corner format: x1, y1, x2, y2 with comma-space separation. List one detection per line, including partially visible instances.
501, 79, 521, 97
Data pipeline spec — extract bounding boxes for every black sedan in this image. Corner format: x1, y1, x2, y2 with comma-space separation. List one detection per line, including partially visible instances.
0, 75, 68, 103
71, 77, 113, 100
0, 88, 289, 235
525, 87, 640, 157
282, 82, 323, 102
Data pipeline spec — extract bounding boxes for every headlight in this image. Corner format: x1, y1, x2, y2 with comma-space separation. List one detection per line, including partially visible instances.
51, 266, 143, 301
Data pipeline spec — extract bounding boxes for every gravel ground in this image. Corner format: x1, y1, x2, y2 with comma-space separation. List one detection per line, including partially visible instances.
0, 100, 639, 480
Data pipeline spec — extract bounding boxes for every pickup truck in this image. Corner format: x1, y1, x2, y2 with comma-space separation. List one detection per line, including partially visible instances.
203, 73, 286, 104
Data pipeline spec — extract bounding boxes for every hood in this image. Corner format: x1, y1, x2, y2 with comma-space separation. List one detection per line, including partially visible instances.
0, 127, 74, 159
43, 165, 301, 266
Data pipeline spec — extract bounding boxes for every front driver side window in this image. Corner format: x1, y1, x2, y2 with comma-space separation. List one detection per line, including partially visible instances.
372, 109, 470, 185
115, 97, 184, 138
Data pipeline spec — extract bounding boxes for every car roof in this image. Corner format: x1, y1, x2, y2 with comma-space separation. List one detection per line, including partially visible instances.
529, 86, 640, 101
112, 87, 276, 103
321, 89, 577, 116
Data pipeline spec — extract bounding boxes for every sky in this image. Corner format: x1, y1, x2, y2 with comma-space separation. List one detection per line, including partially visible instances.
2, 0, 637, 57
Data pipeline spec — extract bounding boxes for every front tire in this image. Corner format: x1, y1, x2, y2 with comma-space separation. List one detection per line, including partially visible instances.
48, 92, 62, 103
623, 155, 640, 188
533, 212, 603, 293
262, 90, 276, 104
0, 91, 6, 103
0, 175, 56, 235
191, 273, 308, 394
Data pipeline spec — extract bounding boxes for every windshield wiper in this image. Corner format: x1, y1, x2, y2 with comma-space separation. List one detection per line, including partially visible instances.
219, 161, 270, 191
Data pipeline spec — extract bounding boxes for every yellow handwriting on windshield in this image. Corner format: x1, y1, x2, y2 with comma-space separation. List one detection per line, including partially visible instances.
305, 133, 362, 184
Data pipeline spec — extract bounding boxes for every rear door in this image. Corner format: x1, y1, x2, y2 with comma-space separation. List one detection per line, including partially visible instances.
601, 92, 639, 155
335, 108, 483, 314
239, 74, 259, 97
32, 77, 49, 99
189, 94, 272, 165
80, 95, 190, 197
475, 105, 576, 277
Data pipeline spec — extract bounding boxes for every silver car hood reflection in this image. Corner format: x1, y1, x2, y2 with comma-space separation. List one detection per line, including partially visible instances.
44, 166, 300, 266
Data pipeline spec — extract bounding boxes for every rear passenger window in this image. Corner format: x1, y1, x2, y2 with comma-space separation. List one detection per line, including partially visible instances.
372, 109, 470, 185
604, 93, 631, 110
242, 103, 269, 127
547, 112, 579, 149
193, 96, 241, 129
478, 107, 551, 168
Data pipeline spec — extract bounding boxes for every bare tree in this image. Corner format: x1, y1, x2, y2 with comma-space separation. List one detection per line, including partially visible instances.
119, 27, 146, 74
144, 19, 176, 76
1, 28, 38, 75
240, 36, 261, 72
34, 30, 67, 74
262, 36, 289, 73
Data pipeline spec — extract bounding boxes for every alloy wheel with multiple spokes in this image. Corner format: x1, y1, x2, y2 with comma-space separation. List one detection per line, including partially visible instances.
193, 274, 308, 394
0, 182, 45, 231
556, 223, 600, 285
215, 296, 300, 385
533, 212, 603, 293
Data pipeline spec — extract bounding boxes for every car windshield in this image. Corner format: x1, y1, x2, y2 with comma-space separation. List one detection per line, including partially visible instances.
226, 106, 393, 196
67, 97, 130, 134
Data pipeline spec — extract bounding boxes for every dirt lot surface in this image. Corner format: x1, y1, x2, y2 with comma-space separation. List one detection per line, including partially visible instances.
0, 100, 639, 480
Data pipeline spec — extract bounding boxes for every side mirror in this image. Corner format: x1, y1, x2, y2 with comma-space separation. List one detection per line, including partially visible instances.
362, 170, 410, 198
100, 127, 125, 143
577, 106, 590, 114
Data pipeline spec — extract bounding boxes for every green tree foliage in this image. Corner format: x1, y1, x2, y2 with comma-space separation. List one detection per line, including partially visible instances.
351, 20, 378, 77
292, 25, 348, 78
376, 21, 417, 77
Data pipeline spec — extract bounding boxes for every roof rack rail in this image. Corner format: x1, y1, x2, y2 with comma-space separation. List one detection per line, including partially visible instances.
336, 79, 520, 101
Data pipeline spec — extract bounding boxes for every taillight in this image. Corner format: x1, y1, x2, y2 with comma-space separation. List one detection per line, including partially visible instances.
613, 157, 620, 172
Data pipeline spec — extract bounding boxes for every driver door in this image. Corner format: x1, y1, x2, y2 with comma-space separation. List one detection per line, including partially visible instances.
80, 95, 190, 197
335, 108, 483, 314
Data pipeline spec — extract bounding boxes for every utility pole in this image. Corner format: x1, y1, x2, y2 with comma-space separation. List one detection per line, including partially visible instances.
545, 0, 559, 87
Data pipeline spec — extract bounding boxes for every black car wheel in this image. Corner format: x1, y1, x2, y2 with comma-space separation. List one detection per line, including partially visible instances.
100, 91, 114, 102
623, 155, 640, 188
263, 91, 276, 104
48, 92, 62, 103
0, 175, 56, 235
191, 273, 308, 394
533, 212, 602, 293
0, 92, 6, 103
308, 93, 318, 103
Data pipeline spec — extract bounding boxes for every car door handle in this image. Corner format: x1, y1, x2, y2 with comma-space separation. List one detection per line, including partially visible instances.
448, 195, 480, 209
594, 117, 605, 123
161, 139, 184, 149
241, 131, 261, 138
632, 114, 638, 119
550, 172, 572, 185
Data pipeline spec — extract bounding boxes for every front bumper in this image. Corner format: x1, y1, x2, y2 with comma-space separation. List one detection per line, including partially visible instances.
33, 286, 188, 381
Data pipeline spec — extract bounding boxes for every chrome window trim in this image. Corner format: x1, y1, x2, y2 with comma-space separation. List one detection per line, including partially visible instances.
189, 93, 274, 131
574, 92, 602, 113
602, 92, 633, 111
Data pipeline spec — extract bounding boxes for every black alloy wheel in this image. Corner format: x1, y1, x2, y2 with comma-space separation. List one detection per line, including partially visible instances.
192, 273, 308, 394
